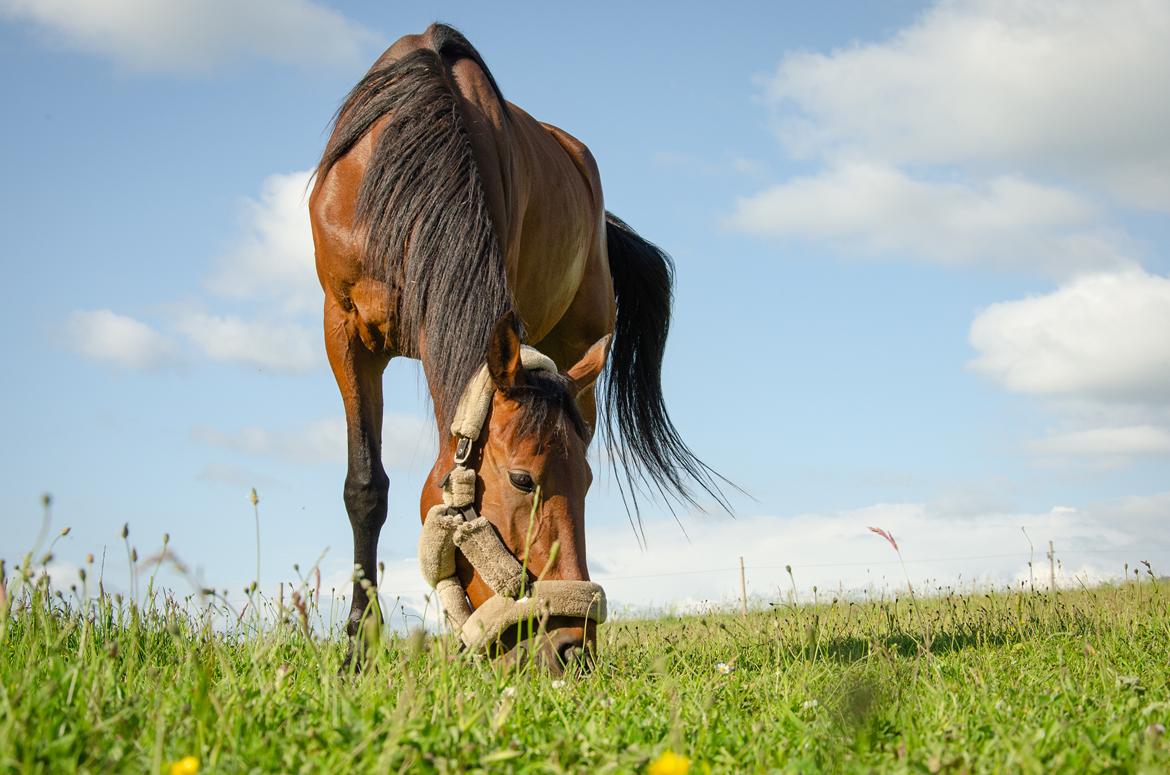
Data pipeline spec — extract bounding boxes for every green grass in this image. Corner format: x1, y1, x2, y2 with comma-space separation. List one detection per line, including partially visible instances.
3, 561, 1170, 774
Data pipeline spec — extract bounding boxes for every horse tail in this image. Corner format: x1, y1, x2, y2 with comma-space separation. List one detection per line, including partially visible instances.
315, 25, 512, 430
602, 212, 733, 517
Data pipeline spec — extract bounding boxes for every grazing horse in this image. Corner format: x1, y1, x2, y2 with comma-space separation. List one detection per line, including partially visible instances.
310, 23, 720, 670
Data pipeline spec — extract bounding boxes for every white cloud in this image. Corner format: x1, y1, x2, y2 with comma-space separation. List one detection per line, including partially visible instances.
970, 269, 1170, 463
727, 161, 1129, 272
208, 170, 321, 314
193, 414, 435, 471
0, 0, 379, 73
65, 309, 179, 371
763, 0, 1170, 210
315, 558, 441, 633
587, 493, 1170, 611
1030, 425, 1170, 459
969, 270, 1170, 404
177, 312, 319, 374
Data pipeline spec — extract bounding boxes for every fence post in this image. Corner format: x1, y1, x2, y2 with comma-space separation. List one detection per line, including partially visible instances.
738, 556, 748, 616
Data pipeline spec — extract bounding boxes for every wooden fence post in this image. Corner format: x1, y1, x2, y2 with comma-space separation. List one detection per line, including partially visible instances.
738, 556, 748, 616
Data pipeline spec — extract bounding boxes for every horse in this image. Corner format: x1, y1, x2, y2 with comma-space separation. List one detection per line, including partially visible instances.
310, 23, 721, 671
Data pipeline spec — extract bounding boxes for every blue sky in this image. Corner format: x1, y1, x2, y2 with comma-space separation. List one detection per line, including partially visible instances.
2, 1, 1168, 618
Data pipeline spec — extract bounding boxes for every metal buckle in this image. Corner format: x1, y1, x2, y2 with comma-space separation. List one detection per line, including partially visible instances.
454, 436, 472, 465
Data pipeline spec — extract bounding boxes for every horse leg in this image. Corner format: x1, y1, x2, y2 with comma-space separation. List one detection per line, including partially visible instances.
324, 298, 391, 658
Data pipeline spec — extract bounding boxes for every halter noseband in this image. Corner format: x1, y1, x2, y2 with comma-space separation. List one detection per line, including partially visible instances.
417, 346, 607, 650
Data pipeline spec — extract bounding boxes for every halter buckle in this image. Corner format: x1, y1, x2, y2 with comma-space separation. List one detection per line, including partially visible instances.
454, 436, 473, 465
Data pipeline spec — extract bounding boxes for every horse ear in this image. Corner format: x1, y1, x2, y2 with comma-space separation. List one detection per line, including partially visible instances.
486, 311, 525, 391
566, 334, 611, 398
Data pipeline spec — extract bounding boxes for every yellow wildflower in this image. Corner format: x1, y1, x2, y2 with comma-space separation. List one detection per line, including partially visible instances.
170, 756, 199, 775
647, 750, 690, 775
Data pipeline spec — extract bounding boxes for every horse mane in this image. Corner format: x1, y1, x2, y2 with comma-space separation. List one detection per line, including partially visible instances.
507, 370, 588, 451
315, 24, 513, 430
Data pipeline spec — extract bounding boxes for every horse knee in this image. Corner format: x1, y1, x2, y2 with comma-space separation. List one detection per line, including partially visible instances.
343, 469, 389, 531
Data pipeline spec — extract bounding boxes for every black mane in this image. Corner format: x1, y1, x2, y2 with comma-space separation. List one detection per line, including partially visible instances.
506, 370, 588, 450
316, 24, 512, 431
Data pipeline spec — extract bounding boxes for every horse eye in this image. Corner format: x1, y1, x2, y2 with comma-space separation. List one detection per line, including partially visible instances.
508, 470, 535, 493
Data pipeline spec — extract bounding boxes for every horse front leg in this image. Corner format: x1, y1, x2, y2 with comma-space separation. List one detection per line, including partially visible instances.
324, 298, 391, 662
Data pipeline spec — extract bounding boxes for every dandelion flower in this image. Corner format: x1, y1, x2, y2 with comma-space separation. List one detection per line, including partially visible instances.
551, 679, 566, 689
647, 750, 691, 775
169, 756, 199, 775
715, 662, 734, 675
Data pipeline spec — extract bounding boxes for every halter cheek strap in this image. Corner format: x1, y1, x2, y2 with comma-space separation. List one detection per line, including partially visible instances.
418, 346, 607, 650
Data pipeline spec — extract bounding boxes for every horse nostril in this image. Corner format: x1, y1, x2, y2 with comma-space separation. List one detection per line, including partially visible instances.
557, 642, 592, 672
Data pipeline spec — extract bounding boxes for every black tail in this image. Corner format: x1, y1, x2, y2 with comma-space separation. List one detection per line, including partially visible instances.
602, 212, 733, 522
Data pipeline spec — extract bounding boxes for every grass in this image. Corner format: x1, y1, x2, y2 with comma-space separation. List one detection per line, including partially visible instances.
3, 552, 1170, 773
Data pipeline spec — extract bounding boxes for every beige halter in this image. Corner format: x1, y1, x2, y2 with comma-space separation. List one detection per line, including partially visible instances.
418, 346, 607, 650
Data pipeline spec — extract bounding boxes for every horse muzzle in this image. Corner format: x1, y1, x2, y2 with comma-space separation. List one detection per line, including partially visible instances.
493, 616, 598, 674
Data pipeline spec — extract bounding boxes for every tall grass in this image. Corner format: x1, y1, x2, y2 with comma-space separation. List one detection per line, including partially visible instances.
3, 540, 1169, 773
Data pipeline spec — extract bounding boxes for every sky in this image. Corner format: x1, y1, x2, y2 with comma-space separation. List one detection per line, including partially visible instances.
1, 0, 1168, 623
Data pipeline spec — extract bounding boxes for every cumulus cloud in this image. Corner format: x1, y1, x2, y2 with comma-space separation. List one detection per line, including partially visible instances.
0, 0, 379, 73
587, 493, 1170, 612
208, 170, 320, 314
65, 309, 180, 371
969, 269, 1170, 462
762, 0, 1170, 210
731, 0, 1170, 280
177, 312, 319, 374
1030, 425, 1170, 459
727, 162, 1130, 272
969, 270, 1170, 404
193, 414, 435, 471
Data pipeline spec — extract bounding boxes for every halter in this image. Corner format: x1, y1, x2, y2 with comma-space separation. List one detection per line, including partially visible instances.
417, 346, 607, 650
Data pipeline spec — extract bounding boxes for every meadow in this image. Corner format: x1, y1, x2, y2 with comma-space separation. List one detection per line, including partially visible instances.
2, 546, 1169, 773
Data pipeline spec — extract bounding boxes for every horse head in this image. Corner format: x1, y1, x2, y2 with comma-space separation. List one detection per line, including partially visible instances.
419, 312, 609, 674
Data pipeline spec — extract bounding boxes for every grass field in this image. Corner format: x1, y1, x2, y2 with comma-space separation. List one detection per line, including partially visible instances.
3, 554, 1170, 774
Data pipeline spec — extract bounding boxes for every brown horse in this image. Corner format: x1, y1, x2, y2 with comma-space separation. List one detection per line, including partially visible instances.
310, 23, 721, 670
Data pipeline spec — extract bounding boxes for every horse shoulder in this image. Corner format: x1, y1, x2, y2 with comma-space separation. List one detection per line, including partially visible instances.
310, 119, 399, 356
